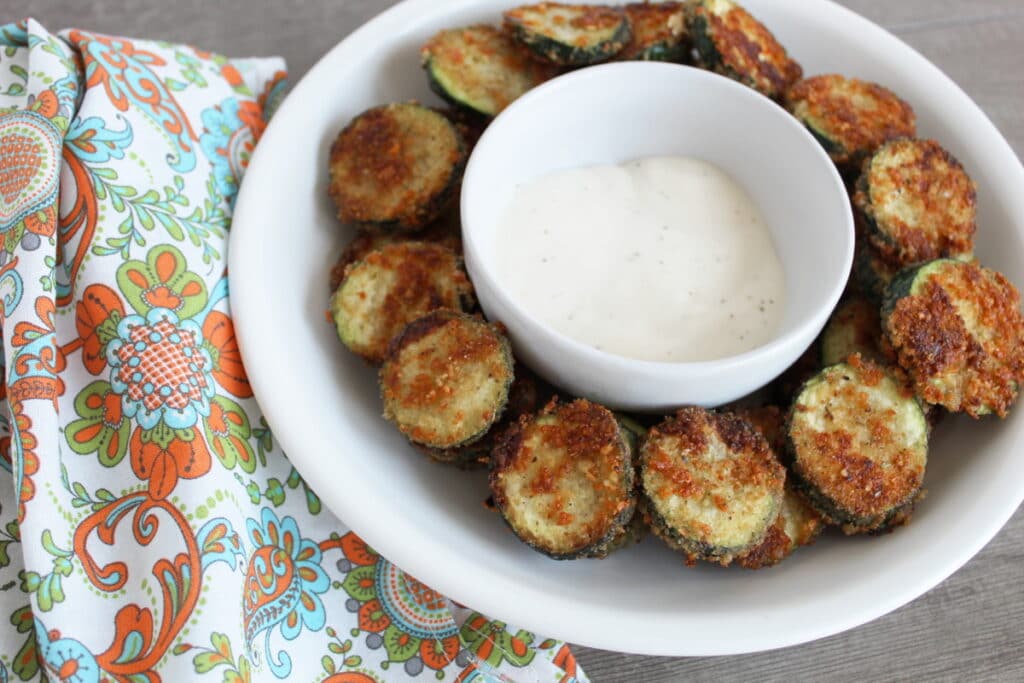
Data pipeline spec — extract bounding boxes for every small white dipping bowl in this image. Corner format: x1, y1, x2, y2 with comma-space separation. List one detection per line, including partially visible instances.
461, 62, 853, 411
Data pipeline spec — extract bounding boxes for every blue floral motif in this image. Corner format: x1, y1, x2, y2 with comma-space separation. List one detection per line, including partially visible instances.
105, 307, 215, 430
65, 114, 133, 164
243, 507, 329, 677
35, 619, 101, 683
199, 97, 254, 207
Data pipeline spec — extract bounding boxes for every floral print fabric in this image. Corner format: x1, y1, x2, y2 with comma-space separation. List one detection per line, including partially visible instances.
0, 19, 586, 682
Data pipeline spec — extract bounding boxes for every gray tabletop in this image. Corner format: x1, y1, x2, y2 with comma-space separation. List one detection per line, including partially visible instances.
10, 0, 1023, 680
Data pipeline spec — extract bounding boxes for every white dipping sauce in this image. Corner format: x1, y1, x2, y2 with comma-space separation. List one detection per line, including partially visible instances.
496, 156, 786, 362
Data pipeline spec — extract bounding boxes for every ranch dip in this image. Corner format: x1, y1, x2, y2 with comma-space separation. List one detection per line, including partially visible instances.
496, 156, 785, 362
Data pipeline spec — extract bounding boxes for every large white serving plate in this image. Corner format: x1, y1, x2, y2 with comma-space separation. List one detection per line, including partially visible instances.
229, 0, 1024, 655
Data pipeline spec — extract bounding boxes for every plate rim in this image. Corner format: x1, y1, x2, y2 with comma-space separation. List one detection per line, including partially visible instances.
229, 0, 1024, 656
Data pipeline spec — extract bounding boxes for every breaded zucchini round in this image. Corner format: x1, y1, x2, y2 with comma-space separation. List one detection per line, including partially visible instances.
852, 241, 899, 303
437, 107, 489, 153
423, 368, 538, 468
490, 399, 636, 559
732, 405, 824, 569
686, 0, 802, 100
503, 3, 631, 65
732, 405, 786, 453
381, 310, 514, 448
820, 296, 883, 366
854, 138, 976, 267
786, 75, 916, 167
331, 242, 474, 363
640, 407, 785, 565
787, 355, 928, 533
328, 103, 466, 231
596, 511, 648, 557
329, 233, 394, 292
328, 209, 464, 292
882, 259, 1024, 417
618, 2, 689, 62
738, 488, 824, 569
422, 25, 558, 117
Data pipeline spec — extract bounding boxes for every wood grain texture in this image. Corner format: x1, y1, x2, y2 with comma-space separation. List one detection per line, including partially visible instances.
4, 0, 1021, 680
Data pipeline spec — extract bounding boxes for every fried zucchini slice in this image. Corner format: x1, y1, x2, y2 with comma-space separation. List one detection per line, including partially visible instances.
731, 406, 824, 569
640, 407, 785, 565
737, 488, 824, 569
504, 3, 631, 65
852, 241, 899, 303
787, 355, 928, 533
437, 107, 489, 153
686, 0, 802, 100
732, 405, 786, 453
422, 25, 558, 117
594, 511, 648, 557
328, 208, 464, 292
331, 242, 473, 364
491, 399, 636, 559
329, 233, 394, 292
882, 259, 1024, 417
617, 2, 688, 62
423, 368, 538, 468
820, 296, 883, 366
786, 75, 916, 168
328, 103, 466, 231
381, 310, 514, 448
854, 138, 976, 267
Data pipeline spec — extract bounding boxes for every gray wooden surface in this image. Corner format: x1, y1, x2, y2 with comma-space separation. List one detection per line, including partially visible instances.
8, 0, 1022, 680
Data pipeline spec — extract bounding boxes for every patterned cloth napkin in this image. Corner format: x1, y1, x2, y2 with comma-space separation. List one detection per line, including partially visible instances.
0, 19, 587, 682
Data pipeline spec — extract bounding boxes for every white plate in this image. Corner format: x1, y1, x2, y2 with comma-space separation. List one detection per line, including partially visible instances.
229, 0, 1024, 655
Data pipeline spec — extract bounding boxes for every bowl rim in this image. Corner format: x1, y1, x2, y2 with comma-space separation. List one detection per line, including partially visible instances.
460, 60, 854, 373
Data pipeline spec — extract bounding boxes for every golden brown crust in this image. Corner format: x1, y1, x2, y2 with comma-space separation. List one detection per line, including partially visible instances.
853, 241, 900, 302
436, 106, 489, 151
733, 405, 786, 453
618, 2, 687, 60
490, 398, 634, 556
328, 103, 465, 230
787, 356, 927, 529
381, 310, 513, 447
786, 75, 916, 166
854, 138, 976, 267
690, 0, 801, 99
505, 3, 626, 36
328, 209, 465, 292
641, 407, 786, 564
423, 26, 558, 116
424, 367, 539, 468
503, 3, 630, 65
821, 295, 883, 366
736, 514, 789, 569
884, 261, 1024, 417
332, 242, 473, 364
329, 233, 394, 292
732, 407, 824, 569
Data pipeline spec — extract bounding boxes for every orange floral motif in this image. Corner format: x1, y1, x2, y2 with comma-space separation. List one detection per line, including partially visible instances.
9, 401, 39, 521
4, 19, 583, 683
23, 204, 56, 236
33, 89, 59, 118
74, 284, 125, 375
57, 147, 99, 308
129, 426, 211, 500
203, 311, 252, 398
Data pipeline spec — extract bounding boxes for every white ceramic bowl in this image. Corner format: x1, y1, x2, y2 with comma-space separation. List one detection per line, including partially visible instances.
461, 62, 853, 410
229, 0, 1024, 656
